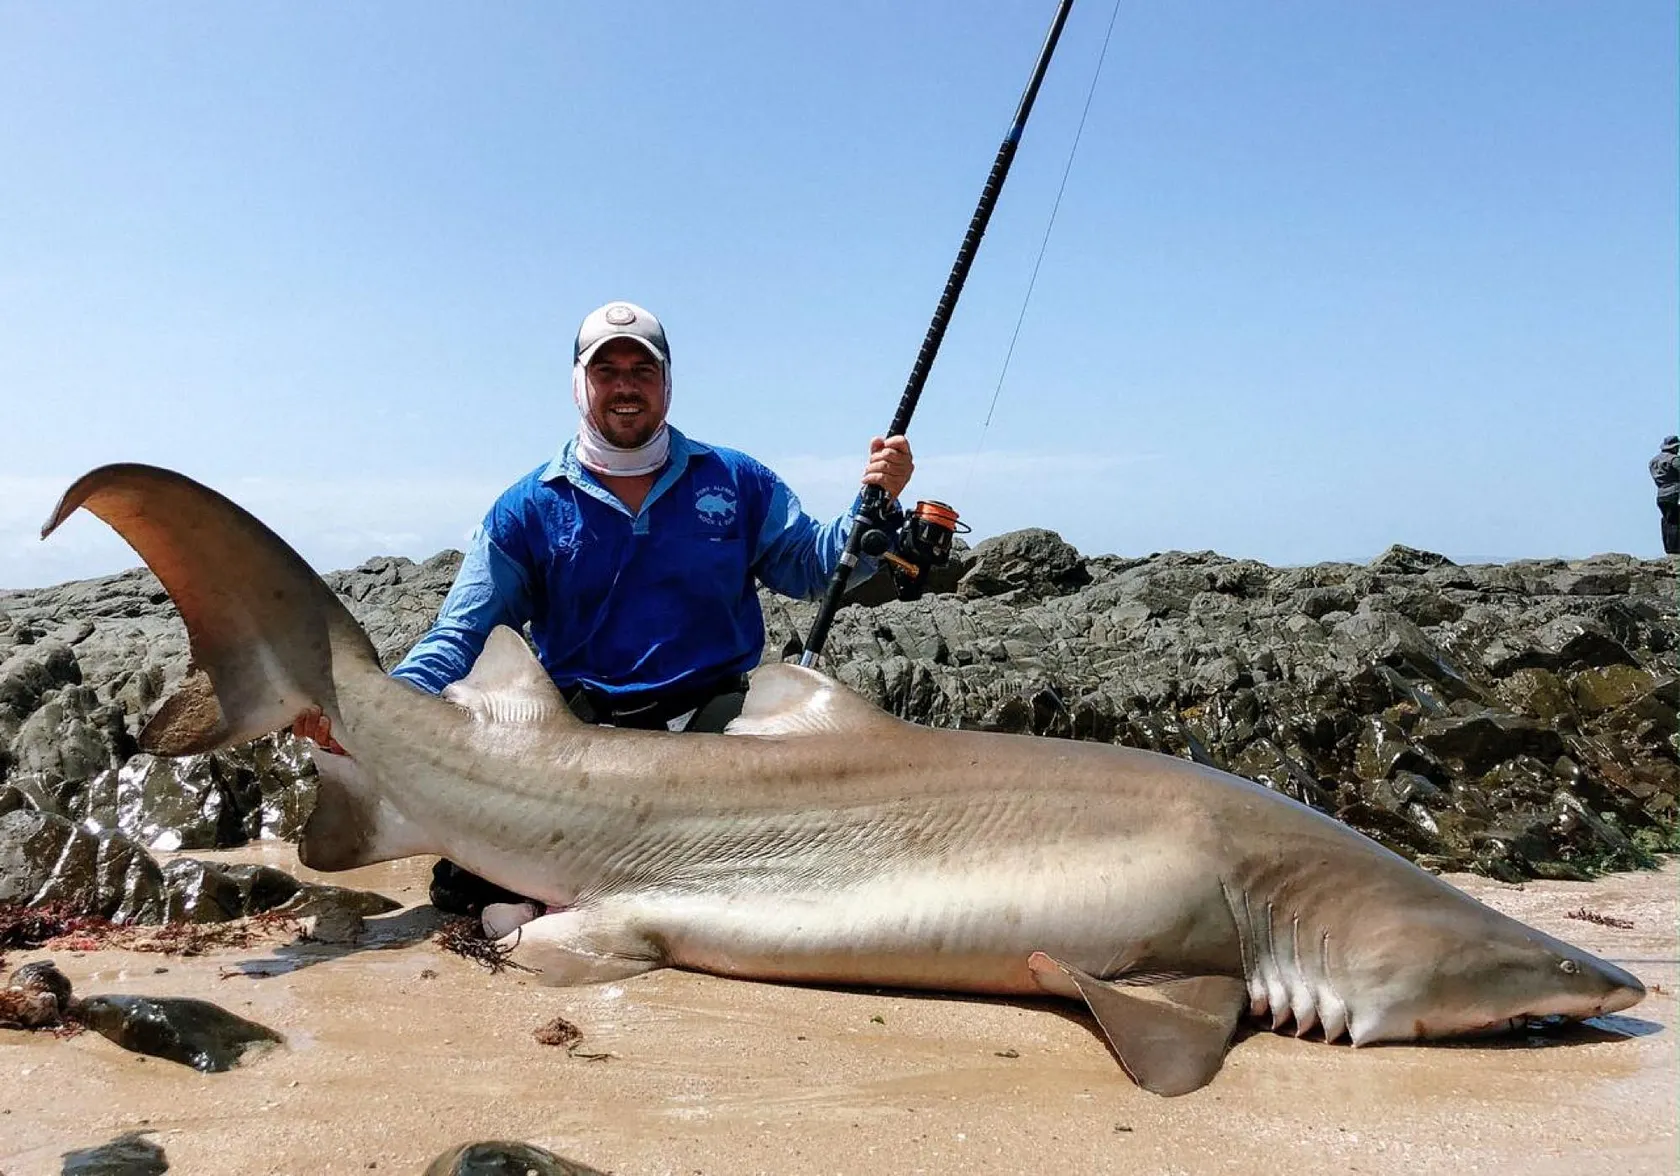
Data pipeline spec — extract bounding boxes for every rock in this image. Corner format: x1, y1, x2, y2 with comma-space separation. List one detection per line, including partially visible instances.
1414, 713, 1567, 777
0, 810, 167, 923
958, 529, 1090, 600
0, 959, 74, 1028
73, 993, 283, 1071
3, 533, 1674, 887
1571, 665, 1656, 716
1368, 545, 1456, 575
59, 1131, 170, 1176
423, 1141, 611, 1176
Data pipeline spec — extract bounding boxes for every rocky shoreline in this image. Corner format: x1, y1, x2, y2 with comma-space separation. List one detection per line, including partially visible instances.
2, 532, 1675, 925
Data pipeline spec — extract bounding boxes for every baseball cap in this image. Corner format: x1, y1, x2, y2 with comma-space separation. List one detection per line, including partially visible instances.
574, 301, 670, 367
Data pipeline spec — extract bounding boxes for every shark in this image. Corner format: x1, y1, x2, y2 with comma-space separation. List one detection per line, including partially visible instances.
43, 463, 1646, 1096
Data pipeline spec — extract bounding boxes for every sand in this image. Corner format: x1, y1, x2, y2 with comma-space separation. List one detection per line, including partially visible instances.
2, 849, 1674, 1176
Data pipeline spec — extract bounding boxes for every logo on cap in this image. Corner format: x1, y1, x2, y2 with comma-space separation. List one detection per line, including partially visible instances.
604, 304, 636, 326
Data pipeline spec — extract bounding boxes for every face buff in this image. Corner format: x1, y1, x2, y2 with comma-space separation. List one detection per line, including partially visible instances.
570, 360, 673, 477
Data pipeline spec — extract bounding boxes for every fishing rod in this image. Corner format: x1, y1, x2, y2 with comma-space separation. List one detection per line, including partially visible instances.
800, 0, 1076, 667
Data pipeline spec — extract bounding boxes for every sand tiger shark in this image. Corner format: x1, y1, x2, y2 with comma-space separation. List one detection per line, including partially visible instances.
43, 463, 1645, 1096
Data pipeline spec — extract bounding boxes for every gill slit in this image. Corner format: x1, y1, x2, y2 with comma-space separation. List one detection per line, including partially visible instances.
1219, 877, 1252, 981
1320, 927, 1347, 1042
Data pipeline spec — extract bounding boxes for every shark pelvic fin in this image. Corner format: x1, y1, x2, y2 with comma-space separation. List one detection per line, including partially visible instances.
442, 626, 577, 726
1028, 951, 1246, 1097
725, 662, 911, 737
298, 747, 440, 871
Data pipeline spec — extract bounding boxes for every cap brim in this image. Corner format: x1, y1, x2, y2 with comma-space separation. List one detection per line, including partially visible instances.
577, 332, 668, 367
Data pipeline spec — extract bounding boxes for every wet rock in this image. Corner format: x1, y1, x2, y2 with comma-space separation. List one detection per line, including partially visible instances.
0, 810, 166, 923
1494, 668, 1576, 723
423, 1141, 610, 1176
74, 993, 283, 1071
1352, 716, 1444, 783
0, 959, 74, 1027
159, 858, 248, 923
1414, 713, 1567, 777
1571, 665, 1656, 717
60, 1131, 170, 1176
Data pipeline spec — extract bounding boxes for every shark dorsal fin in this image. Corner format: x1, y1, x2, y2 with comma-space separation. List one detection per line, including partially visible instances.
442, 625, 578, 726
725, 662, 908, 737
1028, 952, 1247, 1097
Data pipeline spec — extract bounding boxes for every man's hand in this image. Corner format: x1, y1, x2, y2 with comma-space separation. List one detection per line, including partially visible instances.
292, 706, 347, 755
863, 434, 914, 500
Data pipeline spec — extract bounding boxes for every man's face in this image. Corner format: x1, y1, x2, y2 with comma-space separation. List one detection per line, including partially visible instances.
584, 338, 667, 450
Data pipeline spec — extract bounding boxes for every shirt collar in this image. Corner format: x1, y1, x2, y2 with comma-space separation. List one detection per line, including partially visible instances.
541, 426, 712, 513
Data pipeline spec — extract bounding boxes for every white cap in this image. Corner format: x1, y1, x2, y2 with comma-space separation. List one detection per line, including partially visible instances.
573, 301, 670, 367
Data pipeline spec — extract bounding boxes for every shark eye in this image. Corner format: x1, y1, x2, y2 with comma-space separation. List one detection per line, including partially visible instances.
1559, 959, 1580, 975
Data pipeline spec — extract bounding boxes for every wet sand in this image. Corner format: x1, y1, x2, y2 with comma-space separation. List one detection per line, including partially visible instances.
3, 850, 1674, 1176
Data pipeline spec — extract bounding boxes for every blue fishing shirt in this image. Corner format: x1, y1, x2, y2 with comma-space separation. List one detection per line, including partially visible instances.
391, 427, 882, 704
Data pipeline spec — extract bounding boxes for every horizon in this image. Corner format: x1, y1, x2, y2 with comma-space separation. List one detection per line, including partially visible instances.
3, 2, 1676, 592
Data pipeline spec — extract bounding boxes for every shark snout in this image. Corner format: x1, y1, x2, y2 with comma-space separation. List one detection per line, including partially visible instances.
1583, 956, 1646, 1016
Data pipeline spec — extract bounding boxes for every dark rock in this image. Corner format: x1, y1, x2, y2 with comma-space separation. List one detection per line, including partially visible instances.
0, 959, 74, 1028
73, 993, 283, 1071
423, 1141, 610, 1176
1414, 712, 1567, 777
958, 529, 1090, 600
1368, 545, 1456, 575
60, 1131, 170, 1176
0, 810, 166, 923
159, 858, 248, 923
1571, 665, 1657, 716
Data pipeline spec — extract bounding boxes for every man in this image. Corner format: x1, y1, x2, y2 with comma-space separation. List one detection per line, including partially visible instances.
1652, 435, 1680, 556
295, 300, 914, 929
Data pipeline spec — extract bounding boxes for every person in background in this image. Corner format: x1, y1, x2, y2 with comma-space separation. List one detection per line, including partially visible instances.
1651, 435, 1680, 556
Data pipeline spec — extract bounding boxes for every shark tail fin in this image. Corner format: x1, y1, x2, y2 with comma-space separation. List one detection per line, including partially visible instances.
41, 463, 383, 754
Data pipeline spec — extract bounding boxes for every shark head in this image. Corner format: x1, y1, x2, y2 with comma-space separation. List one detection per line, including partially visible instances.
1343, 899, 1646, 1044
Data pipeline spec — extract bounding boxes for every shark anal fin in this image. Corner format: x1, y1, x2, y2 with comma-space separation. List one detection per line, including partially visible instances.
1028, 951, 1247, 1097
298, 748, 439, 871
725, 662, 910, 737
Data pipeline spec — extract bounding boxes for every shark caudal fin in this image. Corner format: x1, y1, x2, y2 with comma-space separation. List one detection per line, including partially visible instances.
41, 463, 382, 754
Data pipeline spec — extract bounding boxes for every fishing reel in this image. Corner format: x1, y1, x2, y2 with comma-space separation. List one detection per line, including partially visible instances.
858, 499, 968, 602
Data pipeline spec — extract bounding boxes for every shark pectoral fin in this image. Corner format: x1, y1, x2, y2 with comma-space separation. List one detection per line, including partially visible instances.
297, 748, 439, 871
1027, 951, 1246, 1098
725, 662, 912, 737
504, 906, 664, 987
441, 626, 578, 726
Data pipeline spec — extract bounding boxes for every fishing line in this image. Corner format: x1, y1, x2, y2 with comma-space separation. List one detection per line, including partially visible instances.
963, 0, 1123, 501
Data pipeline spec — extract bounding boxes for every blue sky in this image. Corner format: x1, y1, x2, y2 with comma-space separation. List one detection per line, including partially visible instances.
3, 1, 1675, 590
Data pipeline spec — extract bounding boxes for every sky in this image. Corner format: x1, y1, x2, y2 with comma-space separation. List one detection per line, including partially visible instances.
2, 1, 1675, 591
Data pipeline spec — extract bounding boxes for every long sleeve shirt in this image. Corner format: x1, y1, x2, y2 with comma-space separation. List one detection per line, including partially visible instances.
390, 427, 881, 705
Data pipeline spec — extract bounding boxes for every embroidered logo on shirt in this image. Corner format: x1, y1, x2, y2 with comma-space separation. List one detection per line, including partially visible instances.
695, 486, 738, 527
